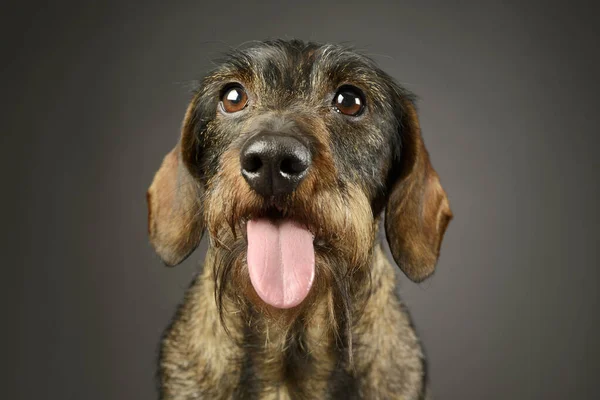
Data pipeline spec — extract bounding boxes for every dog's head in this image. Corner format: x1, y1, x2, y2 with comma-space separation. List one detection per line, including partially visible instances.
147, 40, 451, 314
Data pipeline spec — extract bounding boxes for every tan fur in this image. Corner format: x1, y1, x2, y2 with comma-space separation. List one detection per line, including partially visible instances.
147, 144, 204, 266
352, 247, 426, 399
160, 250, 245, 399
147, 99, 205, 266
385, 102, 453, 282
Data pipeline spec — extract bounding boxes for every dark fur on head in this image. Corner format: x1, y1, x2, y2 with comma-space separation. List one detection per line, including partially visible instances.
147, 39, 452, 398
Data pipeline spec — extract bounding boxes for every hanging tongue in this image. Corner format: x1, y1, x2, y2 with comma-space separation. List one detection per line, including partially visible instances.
246, 219, 315, 309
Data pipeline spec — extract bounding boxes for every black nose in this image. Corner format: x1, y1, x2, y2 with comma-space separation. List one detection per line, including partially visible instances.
240, 133, 312, 197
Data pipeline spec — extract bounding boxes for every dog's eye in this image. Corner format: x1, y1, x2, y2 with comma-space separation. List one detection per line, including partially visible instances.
333, 86, 365, 116
221, 85, 248, 113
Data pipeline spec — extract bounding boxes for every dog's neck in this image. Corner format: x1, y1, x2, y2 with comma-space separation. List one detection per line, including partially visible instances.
198, 242, 397, 389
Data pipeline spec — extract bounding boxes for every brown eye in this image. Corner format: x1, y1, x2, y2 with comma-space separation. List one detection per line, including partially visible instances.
333, 86, 365, 116
221, 85, 248, 113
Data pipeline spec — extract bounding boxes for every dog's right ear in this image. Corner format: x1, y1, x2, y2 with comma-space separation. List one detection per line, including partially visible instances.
146, 102, 204, 266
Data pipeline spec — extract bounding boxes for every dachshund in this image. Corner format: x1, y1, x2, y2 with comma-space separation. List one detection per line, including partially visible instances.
147, 39, 452, 399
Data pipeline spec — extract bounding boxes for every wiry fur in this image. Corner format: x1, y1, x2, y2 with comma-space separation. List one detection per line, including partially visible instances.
147, 40, 452, 399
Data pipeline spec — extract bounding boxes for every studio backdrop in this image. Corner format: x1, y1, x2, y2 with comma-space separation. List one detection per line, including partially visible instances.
4, 1, 599, 399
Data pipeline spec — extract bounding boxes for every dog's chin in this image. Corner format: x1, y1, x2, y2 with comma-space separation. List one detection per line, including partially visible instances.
212, 192, 368, 326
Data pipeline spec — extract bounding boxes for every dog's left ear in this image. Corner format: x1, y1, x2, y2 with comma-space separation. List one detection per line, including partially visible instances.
146, 102, 204, 266
385, 98, 452, 282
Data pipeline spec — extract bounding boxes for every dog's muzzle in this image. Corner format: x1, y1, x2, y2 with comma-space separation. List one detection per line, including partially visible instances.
240, 133, 311, 198
238, 132, 316, 309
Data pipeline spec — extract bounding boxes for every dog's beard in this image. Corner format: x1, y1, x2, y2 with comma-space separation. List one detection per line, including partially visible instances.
211, 230, 372, 361
205, 180, 376, 360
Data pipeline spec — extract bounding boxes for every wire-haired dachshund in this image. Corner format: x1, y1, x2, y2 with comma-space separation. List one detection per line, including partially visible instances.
147, 39, 452, 399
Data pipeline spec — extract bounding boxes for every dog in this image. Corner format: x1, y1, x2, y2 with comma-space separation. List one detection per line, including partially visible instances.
147, 39, 452, 399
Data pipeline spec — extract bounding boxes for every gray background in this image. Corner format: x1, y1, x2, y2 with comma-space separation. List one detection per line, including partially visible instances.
3, 1, 599, 399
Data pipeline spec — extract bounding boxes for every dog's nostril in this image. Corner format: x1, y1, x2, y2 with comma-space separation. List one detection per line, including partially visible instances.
280, 156, 308, 176
243, 154, 263, 173
280, 158, 294, 175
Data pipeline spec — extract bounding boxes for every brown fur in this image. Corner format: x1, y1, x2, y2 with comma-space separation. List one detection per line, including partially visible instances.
147, 40, 451, 399
385, 100, 453, 282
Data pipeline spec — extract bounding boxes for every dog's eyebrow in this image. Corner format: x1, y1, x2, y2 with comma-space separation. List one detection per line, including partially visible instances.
309, 46, 393, 102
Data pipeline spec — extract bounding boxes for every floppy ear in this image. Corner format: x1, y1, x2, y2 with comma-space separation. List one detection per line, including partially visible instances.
146, 102, 204, 266
385, 99, 452, 282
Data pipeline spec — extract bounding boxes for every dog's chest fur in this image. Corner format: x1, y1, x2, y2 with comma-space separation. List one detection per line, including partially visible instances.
159, 246, 426, 399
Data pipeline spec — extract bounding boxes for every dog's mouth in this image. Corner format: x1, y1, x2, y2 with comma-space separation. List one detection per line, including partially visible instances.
244, 206, 316, 310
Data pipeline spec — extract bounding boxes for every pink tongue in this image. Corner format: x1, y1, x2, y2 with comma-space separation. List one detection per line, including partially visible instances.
246, 219, 315, 309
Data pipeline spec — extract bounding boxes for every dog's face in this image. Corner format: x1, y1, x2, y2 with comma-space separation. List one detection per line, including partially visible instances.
147, 40, 451, 315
